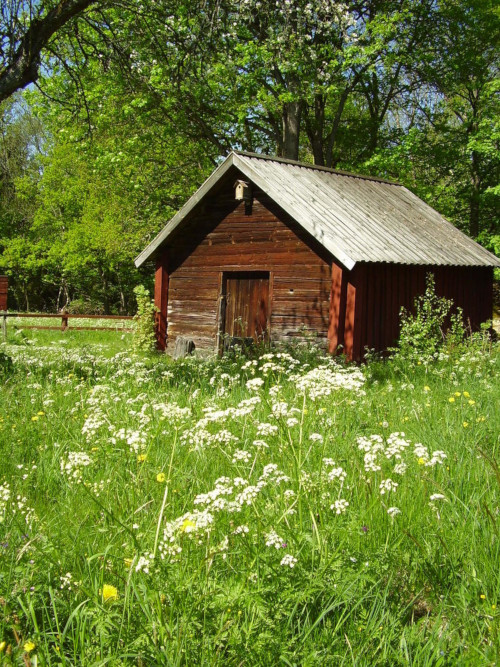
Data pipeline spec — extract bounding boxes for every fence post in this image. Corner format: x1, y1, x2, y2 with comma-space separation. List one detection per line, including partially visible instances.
61, 311, 69, 331
1, 311, 6, 341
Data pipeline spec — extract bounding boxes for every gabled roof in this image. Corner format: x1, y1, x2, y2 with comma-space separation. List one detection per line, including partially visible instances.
135, 151, 500, 269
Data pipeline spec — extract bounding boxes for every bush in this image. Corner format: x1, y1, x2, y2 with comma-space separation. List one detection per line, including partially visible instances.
392, 274, 466, 362
132, 285, 157, 353
0, 347, 13, 376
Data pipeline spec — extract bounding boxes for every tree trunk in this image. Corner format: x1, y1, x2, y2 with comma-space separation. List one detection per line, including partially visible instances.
305, 94, 326, 165
56, 285, 62, 312
325, 86, 351, 168
281, 100, 302, 161
99, 266, 110, 314
469, 151, 480, 238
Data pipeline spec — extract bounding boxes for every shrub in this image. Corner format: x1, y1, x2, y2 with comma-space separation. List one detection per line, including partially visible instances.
392, 274, 466, 362
0, 347, 13, 376
132, 285, 157, 353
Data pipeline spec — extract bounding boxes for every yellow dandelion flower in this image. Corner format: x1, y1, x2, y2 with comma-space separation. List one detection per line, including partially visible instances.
454, 392, 461, 397
23, 640, 36, 653
468, 399, 475, 406
137, 454, 147, 463
423, 386, 430, 392
492, 605, 496, 610
156, 472, 166, 483
31, 416, 39, 421
0, 641, 6, 652
180, 518, 196, 533
124, 558, 133, 568
101, 584, 119, 602
448, 397, 455, 403
463, 391, 470, 398
91, 446, 99, 452
37, 411, 44, 416
418, 457, 426, 465
463, 422, 469, 428
480, 594, 486, 599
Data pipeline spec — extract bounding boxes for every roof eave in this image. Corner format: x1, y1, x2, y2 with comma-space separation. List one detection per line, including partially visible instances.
134, 153, 239, 267
134, 151, 358, 270
231, 153, 357, 270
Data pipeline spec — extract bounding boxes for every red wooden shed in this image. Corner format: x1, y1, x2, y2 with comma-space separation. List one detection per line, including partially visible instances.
0, 276, 7, 311
135, 152, 500, 360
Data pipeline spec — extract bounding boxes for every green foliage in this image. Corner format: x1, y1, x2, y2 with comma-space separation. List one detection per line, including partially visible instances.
0, 347, 13, 376
0, 0, 498, 314
0, 332, 499, 663
393, 274, 466, 362
132, 285, 157, 353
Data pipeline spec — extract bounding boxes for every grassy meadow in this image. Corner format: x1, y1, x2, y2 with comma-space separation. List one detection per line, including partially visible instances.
0, 324, 499, 665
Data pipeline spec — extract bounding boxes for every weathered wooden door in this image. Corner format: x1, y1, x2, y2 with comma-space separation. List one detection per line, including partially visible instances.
222, 272, 269, 343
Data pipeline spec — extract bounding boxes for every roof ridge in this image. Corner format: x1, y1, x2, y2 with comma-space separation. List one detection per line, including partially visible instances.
232, 150, 401, 186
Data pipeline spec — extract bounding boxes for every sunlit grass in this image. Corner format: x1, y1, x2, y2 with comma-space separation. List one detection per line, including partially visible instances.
0, 335, 498, 665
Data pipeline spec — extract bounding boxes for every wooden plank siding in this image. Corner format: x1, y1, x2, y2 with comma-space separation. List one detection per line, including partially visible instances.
161, 182, 335, 351
0, 276, 7, 311
342, 263, 493, 358
154, 253, 169, 350
152, 170, 494, 358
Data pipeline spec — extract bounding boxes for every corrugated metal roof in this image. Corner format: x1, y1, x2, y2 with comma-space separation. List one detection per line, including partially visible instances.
135, 151, 500, 269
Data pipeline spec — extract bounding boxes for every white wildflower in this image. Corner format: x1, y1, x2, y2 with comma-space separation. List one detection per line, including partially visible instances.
280, 554, 297, 568
232, 449, 251, 463
246, 378, 264, 392
331, 499, 349, 514
265, 530, 284, 549
379, 479, 398, 495
387, 506, 401, 517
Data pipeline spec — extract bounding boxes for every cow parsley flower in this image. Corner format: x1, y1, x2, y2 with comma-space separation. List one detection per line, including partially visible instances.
280, 554, 297, 568
379, 479, 398, 495
387, 507, 401, 517
265, 530, 284, 549
331, 499, 349, 514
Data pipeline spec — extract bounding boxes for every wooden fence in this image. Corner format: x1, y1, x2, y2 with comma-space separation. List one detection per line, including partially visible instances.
1, 312, 134, 339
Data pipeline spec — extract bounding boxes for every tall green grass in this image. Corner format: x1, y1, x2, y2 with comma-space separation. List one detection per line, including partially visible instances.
0, 334, 498, 665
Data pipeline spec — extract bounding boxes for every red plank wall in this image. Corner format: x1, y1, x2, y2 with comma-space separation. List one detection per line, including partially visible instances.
0, 276, 7, 311
152, 170, 493, 357
342, 263, 493, 360
160, 179, 334, 351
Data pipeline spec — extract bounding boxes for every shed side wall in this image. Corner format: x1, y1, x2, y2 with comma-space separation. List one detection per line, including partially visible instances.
0, 276, 7, 311
165, 185, 334, 350
345, 263, 493, 358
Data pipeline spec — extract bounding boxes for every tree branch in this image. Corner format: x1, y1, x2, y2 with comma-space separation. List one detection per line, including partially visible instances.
0, 0, 99, 103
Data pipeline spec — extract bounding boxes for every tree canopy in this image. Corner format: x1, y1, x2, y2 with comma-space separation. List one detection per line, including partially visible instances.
0, 0, 498, 313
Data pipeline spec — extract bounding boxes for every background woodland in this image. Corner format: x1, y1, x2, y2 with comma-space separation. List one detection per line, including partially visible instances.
0, 0, 498, 314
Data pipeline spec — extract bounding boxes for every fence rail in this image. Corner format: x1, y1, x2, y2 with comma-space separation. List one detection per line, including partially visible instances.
0, 311, 134, 339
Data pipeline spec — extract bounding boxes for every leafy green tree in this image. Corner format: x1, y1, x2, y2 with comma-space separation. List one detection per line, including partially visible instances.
366, 0, 499, 246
